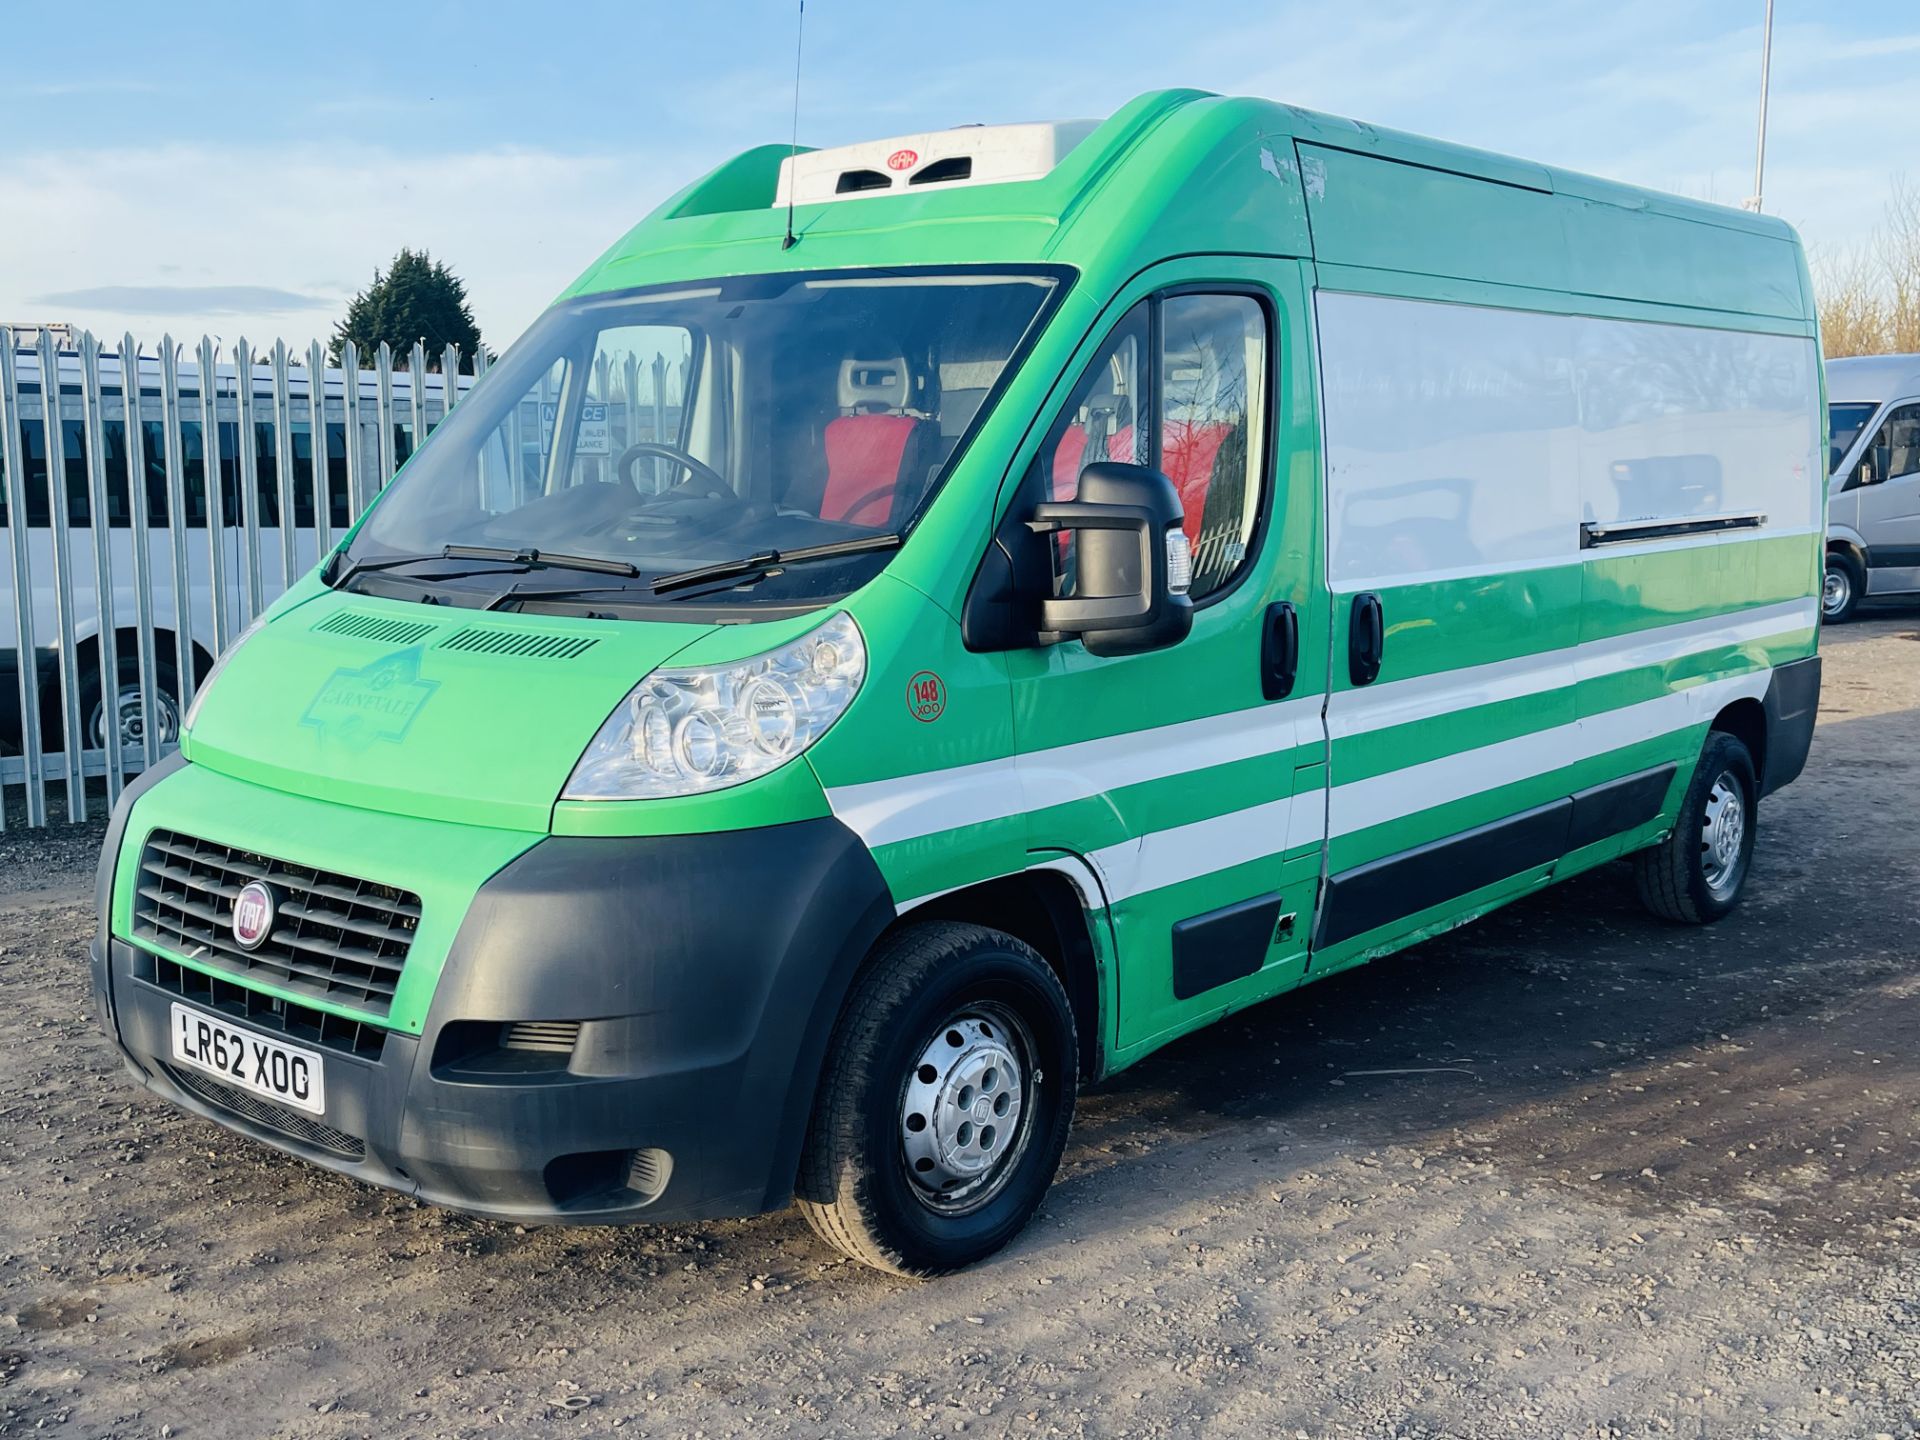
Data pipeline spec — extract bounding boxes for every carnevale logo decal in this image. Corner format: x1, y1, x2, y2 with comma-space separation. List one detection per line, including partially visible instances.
300, 646, 440, 749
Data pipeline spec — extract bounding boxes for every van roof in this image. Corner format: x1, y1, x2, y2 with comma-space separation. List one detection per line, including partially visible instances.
566, 89, 1814, 330
1824, 353, 1920, 405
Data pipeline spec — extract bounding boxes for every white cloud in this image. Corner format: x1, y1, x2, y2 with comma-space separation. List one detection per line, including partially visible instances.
5, 3, 1917, 356
0, 141, 706, 351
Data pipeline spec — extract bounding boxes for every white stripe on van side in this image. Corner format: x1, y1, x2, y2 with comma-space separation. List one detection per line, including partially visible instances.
826, 695, 1322, 850
894, 665, 1767, 911
1328, 669, 1770, 838
834, 601, 1805, 858
1327, 598, 1815, 739
1087, 796, 1302, 903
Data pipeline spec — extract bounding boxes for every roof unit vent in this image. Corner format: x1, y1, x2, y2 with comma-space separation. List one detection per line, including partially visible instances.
775, 119, 1097, 208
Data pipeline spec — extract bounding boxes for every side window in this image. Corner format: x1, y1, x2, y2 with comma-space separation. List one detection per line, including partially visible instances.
1027, 291, 1268, 602
1887, 403, 1920, 480
1161, 293, 1266, 596
1860, 403, 1920, 485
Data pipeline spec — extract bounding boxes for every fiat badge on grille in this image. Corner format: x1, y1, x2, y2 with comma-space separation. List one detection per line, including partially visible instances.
230, 881, 277, 951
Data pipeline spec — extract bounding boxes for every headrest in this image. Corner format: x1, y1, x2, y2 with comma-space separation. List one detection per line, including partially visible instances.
837, 356, 910, 413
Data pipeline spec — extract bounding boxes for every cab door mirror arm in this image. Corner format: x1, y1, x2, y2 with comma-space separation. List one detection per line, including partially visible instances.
960, 462, 1194, 658
1027, 462, 1193, 658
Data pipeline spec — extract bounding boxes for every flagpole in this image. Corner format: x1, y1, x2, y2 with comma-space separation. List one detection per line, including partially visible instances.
1744, 0, 1775, 212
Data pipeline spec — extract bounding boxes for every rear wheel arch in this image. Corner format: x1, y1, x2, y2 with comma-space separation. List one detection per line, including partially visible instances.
1709, 697, 1768, 794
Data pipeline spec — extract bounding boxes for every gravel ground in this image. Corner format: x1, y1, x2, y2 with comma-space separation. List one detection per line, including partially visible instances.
3, 611, 1918, 1440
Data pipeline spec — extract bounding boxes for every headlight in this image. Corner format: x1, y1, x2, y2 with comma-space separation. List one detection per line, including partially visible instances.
182, 612, 270, 732
563, 611, 866, 800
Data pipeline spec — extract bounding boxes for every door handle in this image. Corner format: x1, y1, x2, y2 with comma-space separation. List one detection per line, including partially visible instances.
1348, 592, 1384, 687
1261, 601, 1298, 700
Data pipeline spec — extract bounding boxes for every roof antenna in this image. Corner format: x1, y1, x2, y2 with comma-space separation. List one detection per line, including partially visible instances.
782, 0, 805, 250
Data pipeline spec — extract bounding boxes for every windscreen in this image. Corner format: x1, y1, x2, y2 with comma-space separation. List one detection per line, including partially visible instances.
1829, 401, 1877, 473
340, 267, 1064, 609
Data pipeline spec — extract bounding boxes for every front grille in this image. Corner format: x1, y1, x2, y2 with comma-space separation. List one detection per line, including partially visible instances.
163, 1064, 365, 1160
138, 953, 386, 1061
132, 829, 420, 1020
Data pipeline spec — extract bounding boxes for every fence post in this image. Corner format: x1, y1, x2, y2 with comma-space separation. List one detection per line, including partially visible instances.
120, 335, 160, 774
306, 340, 333, 559
0, 331, 48, 827
375, 342, 396, 488
36, 332, 87, 821
195, 337, 230, 655
409, 340, 428, 461
77, 332, 124, 804
341, 340, 367, 521
233, 338, 264, 621
160, 339, 199, 723
270, 340, 298, 593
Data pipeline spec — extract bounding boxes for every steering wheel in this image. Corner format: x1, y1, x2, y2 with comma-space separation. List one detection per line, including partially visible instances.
615, 441, 732, 499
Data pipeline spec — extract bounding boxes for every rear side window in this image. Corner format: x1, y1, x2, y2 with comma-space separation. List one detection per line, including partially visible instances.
1860, 402, 1920, 484
1029, 290, 1269, 602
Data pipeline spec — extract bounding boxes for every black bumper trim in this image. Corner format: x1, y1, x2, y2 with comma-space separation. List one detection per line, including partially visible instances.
95, 814, 896, 1227
1760, 653, 1820, 797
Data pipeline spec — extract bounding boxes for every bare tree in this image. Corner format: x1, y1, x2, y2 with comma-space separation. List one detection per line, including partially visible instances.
1815, 176, 1920, 357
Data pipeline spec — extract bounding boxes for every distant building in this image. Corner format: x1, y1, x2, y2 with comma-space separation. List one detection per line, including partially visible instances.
3, 322, 81, 348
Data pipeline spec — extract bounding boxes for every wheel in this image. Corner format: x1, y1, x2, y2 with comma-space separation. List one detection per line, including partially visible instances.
796, 922, 1078, 1277
1822, 550, 1864, 624
1635, 730, 1758, 925
77, 651, 182, 755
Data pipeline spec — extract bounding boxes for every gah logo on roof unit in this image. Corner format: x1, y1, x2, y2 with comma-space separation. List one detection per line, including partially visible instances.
886, 148, 919, 172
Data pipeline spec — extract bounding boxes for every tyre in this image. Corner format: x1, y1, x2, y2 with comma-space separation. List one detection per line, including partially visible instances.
797, 922, 1078, 1277
75, 650, 182, 756
1822, 550, 1864, 624
1635, 730, 1758, 925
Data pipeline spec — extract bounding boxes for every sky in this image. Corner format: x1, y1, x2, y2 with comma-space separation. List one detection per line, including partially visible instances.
3, 0, 1917, 354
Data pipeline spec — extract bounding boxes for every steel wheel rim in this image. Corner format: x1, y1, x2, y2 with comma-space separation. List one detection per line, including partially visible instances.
1822, 564, 1851, 618
89, 683, 180, 751
898, 1001, 1038, 1216
1700, 771, 1746, 898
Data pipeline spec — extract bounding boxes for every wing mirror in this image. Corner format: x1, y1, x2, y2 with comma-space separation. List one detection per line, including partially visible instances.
1026, 461, 1194, 658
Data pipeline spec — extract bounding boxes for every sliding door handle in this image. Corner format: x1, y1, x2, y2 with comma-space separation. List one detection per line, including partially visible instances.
1348, 592, 1384, 687
1261, 601, 1299, 700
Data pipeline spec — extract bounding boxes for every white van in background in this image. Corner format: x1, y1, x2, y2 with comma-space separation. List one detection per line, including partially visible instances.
1825, 353, 1920, 621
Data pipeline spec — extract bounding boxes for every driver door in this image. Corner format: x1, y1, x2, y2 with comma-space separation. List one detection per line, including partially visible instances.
1001, 258, 1329, 1058
1856, 400, 1920, 582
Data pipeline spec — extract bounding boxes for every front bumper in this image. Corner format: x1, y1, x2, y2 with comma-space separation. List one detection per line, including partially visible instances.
93, 790, 897, 1226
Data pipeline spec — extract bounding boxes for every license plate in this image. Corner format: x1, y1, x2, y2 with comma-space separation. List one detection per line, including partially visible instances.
169, 1003, 327, 1116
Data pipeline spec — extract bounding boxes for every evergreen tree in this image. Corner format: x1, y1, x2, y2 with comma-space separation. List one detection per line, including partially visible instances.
329, 249, 484, 371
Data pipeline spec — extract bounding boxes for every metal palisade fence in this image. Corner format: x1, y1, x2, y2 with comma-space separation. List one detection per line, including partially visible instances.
0, 329, 483, 829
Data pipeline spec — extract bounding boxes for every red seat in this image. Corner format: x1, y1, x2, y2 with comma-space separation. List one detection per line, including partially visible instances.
1051, 420, 1233, 542
1161, 420, 1232, 543
821, 414, 925, 526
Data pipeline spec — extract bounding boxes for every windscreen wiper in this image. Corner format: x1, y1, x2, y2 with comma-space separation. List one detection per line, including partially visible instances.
441, 544, 641, 576
482, 580, 646, 612
329, 544, 640, 591
649, 533, 903, 595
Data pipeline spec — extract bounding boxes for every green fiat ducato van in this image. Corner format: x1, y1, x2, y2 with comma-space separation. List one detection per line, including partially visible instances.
90, 91, 1825, 1276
